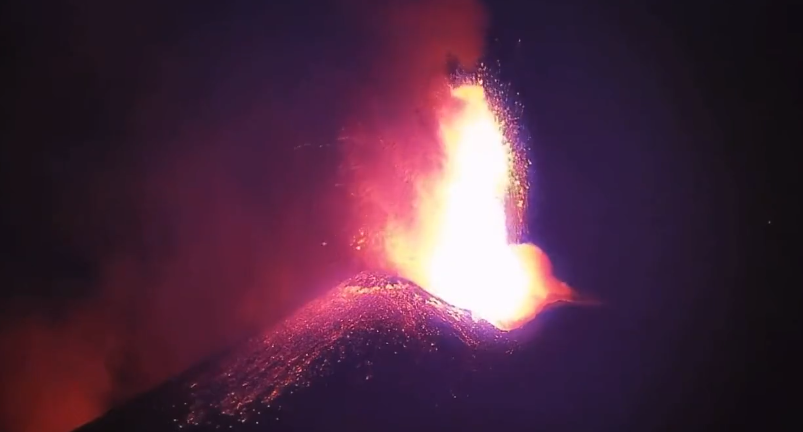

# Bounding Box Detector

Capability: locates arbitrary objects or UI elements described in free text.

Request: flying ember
[384,81,571,331]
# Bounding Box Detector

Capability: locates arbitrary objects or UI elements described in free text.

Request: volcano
[73,272,637,432]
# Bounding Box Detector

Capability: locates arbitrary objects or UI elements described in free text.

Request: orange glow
[383,83,570,330]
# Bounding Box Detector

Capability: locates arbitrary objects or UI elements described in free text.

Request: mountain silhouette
[76,272,635,432]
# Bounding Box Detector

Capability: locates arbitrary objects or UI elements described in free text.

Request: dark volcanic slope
[182,272,510,425]
[78,272,529,432]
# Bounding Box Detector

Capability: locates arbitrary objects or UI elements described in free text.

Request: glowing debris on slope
[183,272,510,426]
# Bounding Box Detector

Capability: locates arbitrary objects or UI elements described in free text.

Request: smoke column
[339,0,488,270]
[0,1,489,432]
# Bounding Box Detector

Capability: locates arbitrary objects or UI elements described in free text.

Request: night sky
[0,1,794,432]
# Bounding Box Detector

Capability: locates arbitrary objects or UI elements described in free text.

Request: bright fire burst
[384,81,571,331]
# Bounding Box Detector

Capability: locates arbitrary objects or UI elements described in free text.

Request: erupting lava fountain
[382,81,572,330]
[74,78,576,432]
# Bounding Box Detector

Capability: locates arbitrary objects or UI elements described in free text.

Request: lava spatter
[380,79,572,330]
[182,272,512,427]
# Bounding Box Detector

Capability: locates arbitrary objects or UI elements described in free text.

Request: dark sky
[0,1,794,432]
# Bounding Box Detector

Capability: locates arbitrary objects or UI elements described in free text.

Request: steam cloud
[0,1,487,431]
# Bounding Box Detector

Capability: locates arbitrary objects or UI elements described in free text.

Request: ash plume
[0,1,490,432]
[339,0,488,270]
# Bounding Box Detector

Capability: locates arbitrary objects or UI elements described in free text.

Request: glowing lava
[385,82,570,330]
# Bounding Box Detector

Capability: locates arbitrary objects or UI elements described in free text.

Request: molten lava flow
[385,83,570,331]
